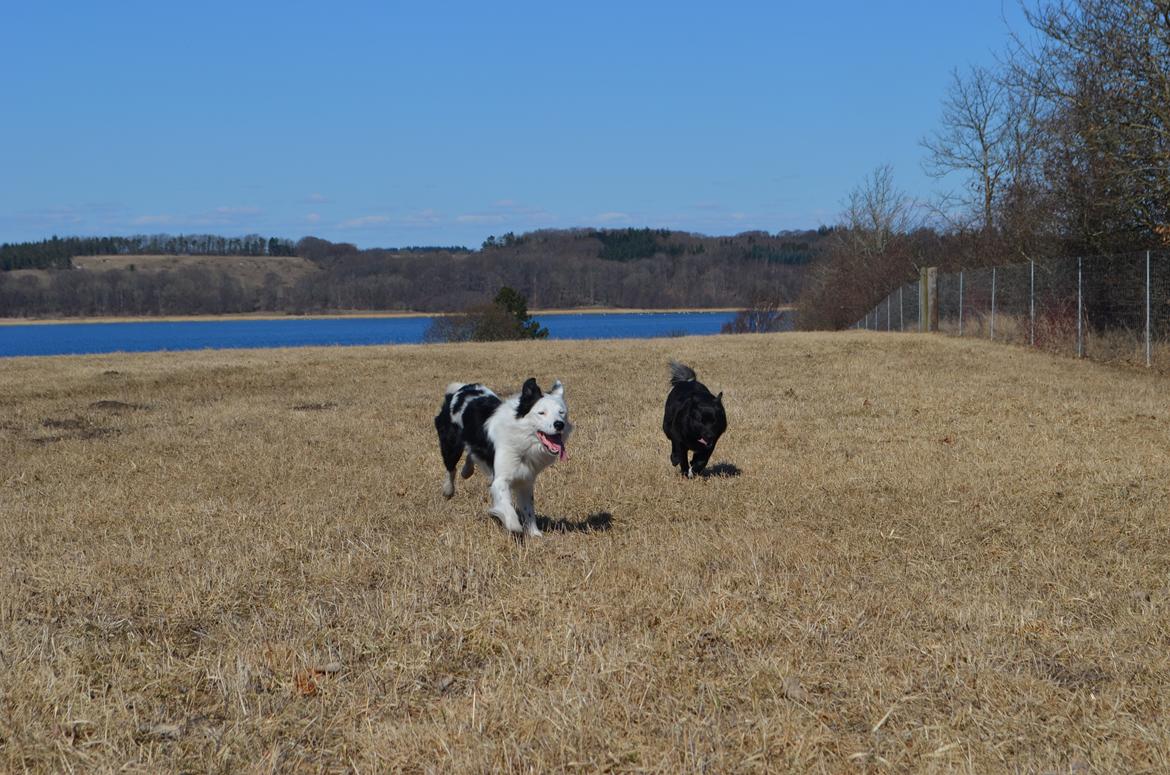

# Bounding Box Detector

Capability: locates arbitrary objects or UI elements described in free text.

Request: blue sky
[0,1,1027,248]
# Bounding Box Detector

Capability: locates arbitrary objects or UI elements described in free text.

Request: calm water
[0,311,752,357]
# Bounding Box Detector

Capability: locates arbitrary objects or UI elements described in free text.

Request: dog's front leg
[516,481,541,537]
[689,446,713,478]
[488,477,524,534]
[672,440,692,476]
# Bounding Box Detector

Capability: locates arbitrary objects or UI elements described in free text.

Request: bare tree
[922,64,1042,239]
[1014,0,1170,251]
[796,166,924,329]
[839,165,918,258]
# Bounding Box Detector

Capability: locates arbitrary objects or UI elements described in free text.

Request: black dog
[662,362,727,477]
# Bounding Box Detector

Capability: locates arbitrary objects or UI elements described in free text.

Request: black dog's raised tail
[669,361,696,385]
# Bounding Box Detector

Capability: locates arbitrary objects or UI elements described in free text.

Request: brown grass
[72,254,320,285]
[1,333,1168,773]
[939,312,1170,373]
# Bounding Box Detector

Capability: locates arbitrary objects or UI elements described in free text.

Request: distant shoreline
[0,307,766,326]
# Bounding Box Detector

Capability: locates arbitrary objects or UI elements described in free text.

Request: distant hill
[0,228,828,317]
[0,234,296,271]
[73,254,319,285]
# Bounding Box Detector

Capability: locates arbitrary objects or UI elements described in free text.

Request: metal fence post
[927,267,938,332]
[1077,256,1084,358]
[919,268,927,332]
[886,295,891,332]
[1146,250,1152,368]
[1029,259,1035,347]
[990,266,997,340]
[958,270,964,337]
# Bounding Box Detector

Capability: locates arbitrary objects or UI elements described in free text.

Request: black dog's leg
[435,411,463,498]
[670,438,687,470]
[689,446,714,478]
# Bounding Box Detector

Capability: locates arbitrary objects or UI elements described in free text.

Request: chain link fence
[855,251,1170,370]
[858,281,921,333]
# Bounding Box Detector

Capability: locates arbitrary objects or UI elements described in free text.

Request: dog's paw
[489,508,523,534]
[442,477,455,498]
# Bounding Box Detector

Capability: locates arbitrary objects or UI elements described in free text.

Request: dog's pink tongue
[558,442,568,461]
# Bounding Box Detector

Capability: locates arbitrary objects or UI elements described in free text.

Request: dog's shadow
[698,462,742,479]
[535,511,613,534]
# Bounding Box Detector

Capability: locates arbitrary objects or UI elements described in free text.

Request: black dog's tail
[669,361,696,385]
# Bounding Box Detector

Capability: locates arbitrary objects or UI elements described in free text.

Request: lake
[0,311,771,357]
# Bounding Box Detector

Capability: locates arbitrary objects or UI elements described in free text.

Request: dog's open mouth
[697,437,710,447]
[537,431,568,461]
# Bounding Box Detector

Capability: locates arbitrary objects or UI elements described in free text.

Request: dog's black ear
[516,377,542,417]
[717,391,723,402]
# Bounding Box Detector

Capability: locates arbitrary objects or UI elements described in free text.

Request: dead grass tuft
[1,332,1168,772]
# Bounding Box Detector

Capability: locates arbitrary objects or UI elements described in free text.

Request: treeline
[0,266,256,317]
[797,0,1170,329]
[0,228,824,317]
[484,227,821,265]
[283,229,819,313]
[0,234,297,271]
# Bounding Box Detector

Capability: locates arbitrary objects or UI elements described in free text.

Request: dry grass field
[1,332,1168,773]
[72,254,321,285]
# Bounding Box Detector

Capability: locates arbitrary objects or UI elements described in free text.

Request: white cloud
[595,211,631,223]
[212,206,262,217]
[304,193,330,204]
[338,215,391,229]
[126,206,265,228]
[131,214,176,226]
[304,212,322,224]
[401,209,442,226]
[456,213,506,224]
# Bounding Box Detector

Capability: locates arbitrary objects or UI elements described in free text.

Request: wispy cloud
[455,213,507,225]
[456,199,556,229]
[131,214,177,226]
[128,206,264,229]
[338,215,391,229]
[595,211,631,223]
[0,202,281,239]
[401,209,442,226]
[212,206,262,217]
[337,209,443,229]
[0,205,96,229]
[304,212,322,224]
[304,193,331,204]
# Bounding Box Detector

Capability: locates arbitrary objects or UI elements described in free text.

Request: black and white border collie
[434,377,571,537]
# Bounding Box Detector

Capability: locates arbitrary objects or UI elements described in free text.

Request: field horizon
[2,332,1168,772]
